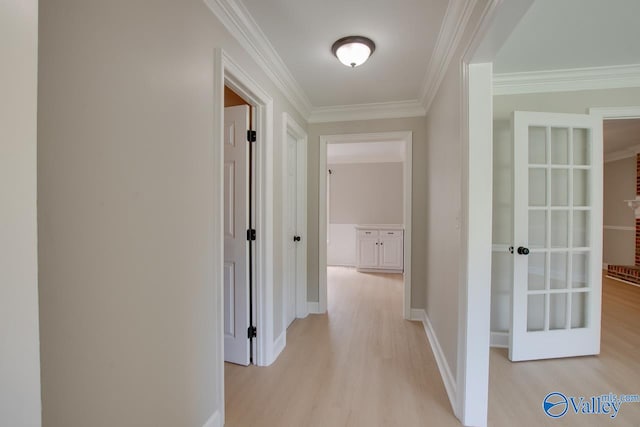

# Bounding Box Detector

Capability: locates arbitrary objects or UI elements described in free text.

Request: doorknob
[293,235,301,242]
[517,246,530,255]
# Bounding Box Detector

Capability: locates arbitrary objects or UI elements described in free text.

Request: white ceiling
[604,118,640,155]
[239,0,448,107]
[495,0,640,74]
[327,141,405,164]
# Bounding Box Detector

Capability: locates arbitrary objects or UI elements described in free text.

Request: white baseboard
[327,263,355,267]
[490,332,508,348]
[409,308,457,412]
[307,302,322,314]
[203,410,221,427]
[272,329,286,362]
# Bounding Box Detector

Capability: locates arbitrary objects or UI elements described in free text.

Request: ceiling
[239,0,448,107]
[495,0,640,73]
[327,141,405,164]
[604,118,640,155]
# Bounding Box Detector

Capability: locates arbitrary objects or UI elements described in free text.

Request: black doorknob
[517,246,530,255]
[293,235,301,242]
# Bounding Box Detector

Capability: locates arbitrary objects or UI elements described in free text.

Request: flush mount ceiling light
[331,36,376,68]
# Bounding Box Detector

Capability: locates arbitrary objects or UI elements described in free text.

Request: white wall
[37,1,306,426]
[491,88,640,334]
[307,117,428,308]
[0,1,41,426]
[604,156,636,266]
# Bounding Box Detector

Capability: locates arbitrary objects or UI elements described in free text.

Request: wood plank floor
[488,275,640,426]
[224,267,461,427]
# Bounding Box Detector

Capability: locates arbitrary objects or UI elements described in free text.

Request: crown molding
[308,100,426,124]
[204,0,312,119]
[419,0,479,113]
[605,144,640,163]
[493,64,640,96]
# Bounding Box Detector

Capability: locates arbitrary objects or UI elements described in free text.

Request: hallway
[224,267,461,426]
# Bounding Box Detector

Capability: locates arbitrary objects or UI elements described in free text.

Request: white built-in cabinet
[355,225,404,273]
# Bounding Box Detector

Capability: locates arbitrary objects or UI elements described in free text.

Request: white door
[357,230,379,268]
[285,132,297,328]
[510,111,603,362]
[379,231,403,270]
[224,105,251,366]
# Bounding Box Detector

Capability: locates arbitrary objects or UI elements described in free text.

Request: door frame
[282,113,308,326]
[318,131,413,319]
[213,47,275,421]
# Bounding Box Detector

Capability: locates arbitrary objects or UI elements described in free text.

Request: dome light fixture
[331,36,376,68]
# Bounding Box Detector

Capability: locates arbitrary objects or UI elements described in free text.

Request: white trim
[494,64,640,96]
[606,275,640,288]
[203,411,222,427]
[603,263,609,270]
[307,302,321,314]
[308,100,425,123]
[204,0,312,119]
[589,106,640,119]
[410,309,457,412]
[282,113,309,321]
[490,332,508,348]
[272,329,287,362]
[420,0,479,112]
[604,145,640,163]
[604,225,635,232]
[319,131,413,319]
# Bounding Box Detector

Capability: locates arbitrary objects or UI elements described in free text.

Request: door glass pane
[574,170,590,206]
[551,169,569,206]
[550,252,568,289]
[550,293,567,330]
[529,168,547,206]
[551,128,569,165]
[573,211,590,247]
[529,210,547,248]
[527,294,545,332]
[572,253,589,288]
[529,126,547,164]
[528,253,546,291]
[551,211,568,248]
[571,292,588,328]
[573,128,590,166]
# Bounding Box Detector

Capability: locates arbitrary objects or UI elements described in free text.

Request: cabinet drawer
[357,229,378,238]
[380,230,402,237]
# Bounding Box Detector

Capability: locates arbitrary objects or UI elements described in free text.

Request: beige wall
[604,156,636,265]
[0,1,41,426]
[37,1,305,426]
[308,117,428,307]
[329,162,403,224]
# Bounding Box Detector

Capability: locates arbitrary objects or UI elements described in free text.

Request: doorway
[318,131,413,318]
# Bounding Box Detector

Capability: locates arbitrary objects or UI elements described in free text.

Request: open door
[224,105,251,366]
[510,111,603,362]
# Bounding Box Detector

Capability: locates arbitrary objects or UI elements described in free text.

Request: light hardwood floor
[224,267,461,427]
[488,275,640,426]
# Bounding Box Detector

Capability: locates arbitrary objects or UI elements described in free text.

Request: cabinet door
[357,231,379,268]
[379,231,403,270]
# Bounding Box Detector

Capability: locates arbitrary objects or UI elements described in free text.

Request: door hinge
[247,325,257,339]
[247,130,256,142]
[247,228,256,241]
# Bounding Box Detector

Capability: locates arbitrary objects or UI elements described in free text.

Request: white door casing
[223,105,251,366]
[510,111,603,362]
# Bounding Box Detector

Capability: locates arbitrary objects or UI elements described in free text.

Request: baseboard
[410,308,457,412]
[607,275,640,288]
[490,332,508,348]
[327,263,355,268]
[272,329,286,362]
[307,302,321,314]
[203,410,221,427]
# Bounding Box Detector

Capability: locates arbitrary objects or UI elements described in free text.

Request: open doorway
[318,132,412,318]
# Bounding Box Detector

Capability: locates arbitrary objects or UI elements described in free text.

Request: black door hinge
[247,130,256,142]
[247,326,257,339]
[246,228,256,241]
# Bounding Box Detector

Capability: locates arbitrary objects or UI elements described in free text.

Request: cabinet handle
[387,232,394,234]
